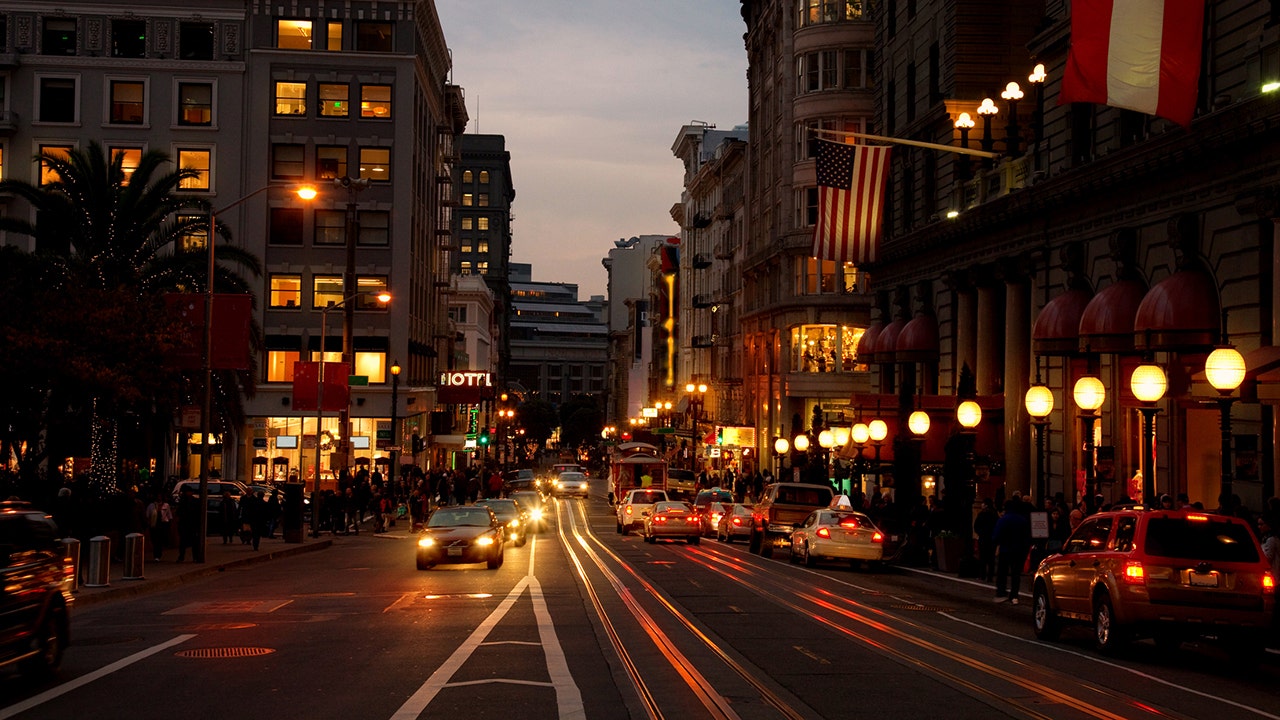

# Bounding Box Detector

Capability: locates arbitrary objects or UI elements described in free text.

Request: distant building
[603,235,672,424]
[507,264,608,404]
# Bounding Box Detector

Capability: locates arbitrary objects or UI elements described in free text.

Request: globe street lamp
[868,419,888,492]
[909,410,930,502]
[954,112,975,181]
[685,383,707,471]
[1073,376,1106,506]
[388,361,401,492]
[1130,363,1166,506]
[977,97,999,168]
[1001,81,1024,156]
[851,422,870,493]
[956,401,982,562]
[1024,383,1054,505]
[818,429,835,485]
[1204,346,1246,502]
[1028,64,1047,171]
[773,437,790,477]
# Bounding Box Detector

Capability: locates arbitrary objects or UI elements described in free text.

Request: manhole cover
[890,603,951,612]
[175,647,276,659]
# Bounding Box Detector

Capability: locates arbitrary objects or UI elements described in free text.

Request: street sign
[654,427,675,434]
[349,375,369,386]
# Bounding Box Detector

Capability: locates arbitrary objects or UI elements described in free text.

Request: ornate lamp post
[1130,363,1166,506]
[685,382,707,471]
[1073,376,1106,506]
[793,431,811,477]
[977,97,999,169]
[868,419,888,492]
[909,410,930,498]
[1000,81,1024,156]
[1027,64,1047,172]
[954,112,975,181]
[956,401,982,560]
[388,361,401,491]
[773,437,790,477]
[818,429,835,485]
[1024,383,1054,505]
[1204,347,1246,503]
[851,422,870,494]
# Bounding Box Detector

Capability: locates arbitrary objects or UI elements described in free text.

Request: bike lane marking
[0,634,196,720]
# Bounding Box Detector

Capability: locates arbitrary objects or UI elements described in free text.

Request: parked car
[788,508,885,568]
[510,491,548,533]
[616,488,669,535]
[715,503,753,542]
[642,501,701,544]
[475,498,528,547]
[171,480,248,535]
[691,488,734,535]
[1032,507,1276,661]
[415,506,505,570]
[0,502,72,678]
[552,471,590,498]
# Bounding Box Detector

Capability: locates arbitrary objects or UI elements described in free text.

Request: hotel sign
[437,371,494,404]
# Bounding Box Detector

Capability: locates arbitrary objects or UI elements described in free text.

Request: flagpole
[812,128,999,159]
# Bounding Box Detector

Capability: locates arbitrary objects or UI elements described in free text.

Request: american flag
[812,140,891,265]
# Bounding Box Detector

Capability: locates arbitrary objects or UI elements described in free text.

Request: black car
[0,502,71,677]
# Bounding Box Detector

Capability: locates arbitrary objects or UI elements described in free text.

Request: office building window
[318,83,349,117]
[479,170,490,184]
[358,211,389,246]
[274,82,306,116]
[179,22,214,60]
[477,240,489,254]
[178,82,213,126]
[462,170,473,183]
[313,275,343,308]
[355,277,389,308]
[265,350,300,383]
[316,146,347,180]
[477,261,489,274]
[324,21,343,51]
[358,147,390,182]
[459,261,472,275]
[39,145,73,186]
[110,81,145,124]
[477,217,490,231]
[177,148,211,190]
[42,19,77,56]
[38,77,77,123]
[462,193,473,207]
[271,144,306,179]
[354,22,393,52]
[277,19,312,50]
[270,208,304,245]
[360,84,391,118]
[111,19,146,58]
[177,215,207,252]
[315,210,344,245]
[109,147,142,184]
[478,194,489,207]
[460,241,473,253]
[270,275,303,308]
[460,217,473,231]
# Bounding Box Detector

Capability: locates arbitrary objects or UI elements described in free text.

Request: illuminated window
[0,146,5,181]
[794,256,838,295]
[313,275,343,308]
[462,193,473,207]
[270,274,303,308]
[109,147,142,184]
[316,146,347,179]
[360,84,391,118]
[479,170,490,184]
[177,214,207,252]
[460,217,473,230]
[274,81,306,116]
[353,352,388,384]
[178,82,213,125]
[460,241,472,253]
[324,21,343,51]
[477,240,489,253]
[318,83,349,117]
[460,261,472,275]
[358,147,390,182]
[277,19,313,50]
[355,276,389,309]
[477,261,489,274]
[269,208,303,245]
[477,217,490,231]
[358,210,389,246]
[791,324,839,373]
[478,193,489,207]
[39,145,73,185]
[109,80,145,123]
[842,263,859,294]
[266,350,300,382]
[271,144,305,179]
[462,170,473,183]
[177,148,210,190]
[315,210,344,245]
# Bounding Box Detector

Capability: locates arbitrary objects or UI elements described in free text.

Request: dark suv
[0,502,72,677]
[1032,507,1276,660]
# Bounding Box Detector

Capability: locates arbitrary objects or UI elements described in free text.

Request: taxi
[788,495,884,568]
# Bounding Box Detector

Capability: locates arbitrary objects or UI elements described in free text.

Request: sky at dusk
[435,0,749,300]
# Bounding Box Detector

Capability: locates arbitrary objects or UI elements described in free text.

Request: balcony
[0,110,16,134]
[691,213,712,229]
[692,253,712,269]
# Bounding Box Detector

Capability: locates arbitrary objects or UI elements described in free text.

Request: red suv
[1032,507,1275,660]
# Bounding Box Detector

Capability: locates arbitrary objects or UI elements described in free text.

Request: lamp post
[909,410,930,499]
[388,361,401,493]
[1204,346,1246,503]
[868,419,888,493]
[198,183,315,562]
[851,422,870,494]
[818,429,835,486]
[977,97,999,169]
[832,425,851,494]
[773,437,789,477]
[793,431,810,481]
[335,175,370,480]
[685,383,707,471]
[312,290,390,536]
[954,112,975,181]
[1028,64,1047,172]
[1000,81,1024,156]
[1073,376,1106,507]
[1129,364,1166,506]
[956,400,982,551]
[1024,383,1054,506]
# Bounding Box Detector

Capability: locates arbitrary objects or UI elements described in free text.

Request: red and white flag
[812,140,891,266]
[1060,0,1205,127]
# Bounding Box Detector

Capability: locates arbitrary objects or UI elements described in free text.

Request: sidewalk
[68,526,401,608]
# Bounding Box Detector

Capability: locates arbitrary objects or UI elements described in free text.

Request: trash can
[84,535,110,588]
[282,482,304,543]
[122,532,145,580]
[61,538,80,593]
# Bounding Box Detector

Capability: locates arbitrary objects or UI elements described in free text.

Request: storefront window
[791,324,838,372]
[841,325,867,371]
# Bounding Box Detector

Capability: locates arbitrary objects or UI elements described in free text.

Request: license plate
[1188,572,1219,587]
[447,547,463,557]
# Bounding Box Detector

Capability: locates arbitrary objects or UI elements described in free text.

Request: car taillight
[1122,562,1146,585]
[839,519,859,529]
[731,517,743,526]
[872,531,883,543]
[654,515,667,524]
[816,527,831,539]
[1264,572,1275,595]
[687,516,699,524]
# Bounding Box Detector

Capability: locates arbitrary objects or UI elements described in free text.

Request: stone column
[1002,260,1032,500]
[950,274,977,390]
[975,276,1004,395]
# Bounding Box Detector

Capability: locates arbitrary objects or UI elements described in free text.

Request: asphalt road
[3,477,1278,719]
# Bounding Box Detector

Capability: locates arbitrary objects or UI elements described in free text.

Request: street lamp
[1073,376,1106,506]
[1001,81,1024,156]
[1024,383,1053,506]
[685,383,707,470]
[1027,64,1047,171]
[909,410,930,500]
[773,437,790,477]
[335,176,371,478]
[1204,346,1246,503]
[868,419,888,492]
[198,183,315,562]
[954,112,975,181]
[312,290,390,536]
[1129,363,1165,506]
[388,361,401,493]
[977,97,999,169]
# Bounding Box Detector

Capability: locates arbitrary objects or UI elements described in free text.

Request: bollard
[84,535,110,587]
[61,537,80,593]
[122,532,145,580]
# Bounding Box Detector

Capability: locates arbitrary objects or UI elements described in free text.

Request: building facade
[602,235,670,426]
[507,263,608,405]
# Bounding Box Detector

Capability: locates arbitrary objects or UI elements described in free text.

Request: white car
[789,508,885,568]
[552,471,590,497]
[616,488,669,535]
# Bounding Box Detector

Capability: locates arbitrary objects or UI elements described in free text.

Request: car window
[1144,516,1261,562]
[776,486,833,505]
[1064,517,1113,553]
[630,491,665,503]
[428,509,490,527]
[1112,515,1138,552]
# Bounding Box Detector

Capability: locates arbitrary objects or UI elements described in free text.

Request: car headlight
[530,509,543,521]
[508,519,520,528]
[476,536,495,546]
[418,537,436,548]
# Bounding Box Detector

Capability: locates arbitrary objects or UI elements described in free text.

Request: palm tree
[0,142,263,496]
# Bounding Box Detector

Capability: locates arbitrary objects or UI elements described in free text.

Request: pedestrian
[992,498,1032,604]
[145,493,173,561]
[265,491,281,538]
[176,486,200,562]
[240,490,265,550]
[972,497,998,583]
[220,490,239,545]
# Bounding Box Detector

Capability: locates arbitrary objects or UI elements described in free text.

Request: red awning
[896,314,939,363]
[1032,288,1092,355]
[1134,269,1220,351]
[1079,279,1146,354]
[873,319,907,364]
[856,321,882,360]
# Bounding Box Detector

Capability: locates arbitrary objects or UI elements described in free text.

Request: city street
[3,478,1278,720]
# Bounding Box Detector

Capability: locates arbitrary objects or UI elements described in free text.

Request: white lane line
[444,678,555,688]
[530,575,586,720]
[383,592,417,614]
[0,634,197,720]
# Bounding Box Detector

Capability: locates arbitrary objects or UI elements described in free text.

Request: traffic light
[478,430,490,446]
[411,434,424,454]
